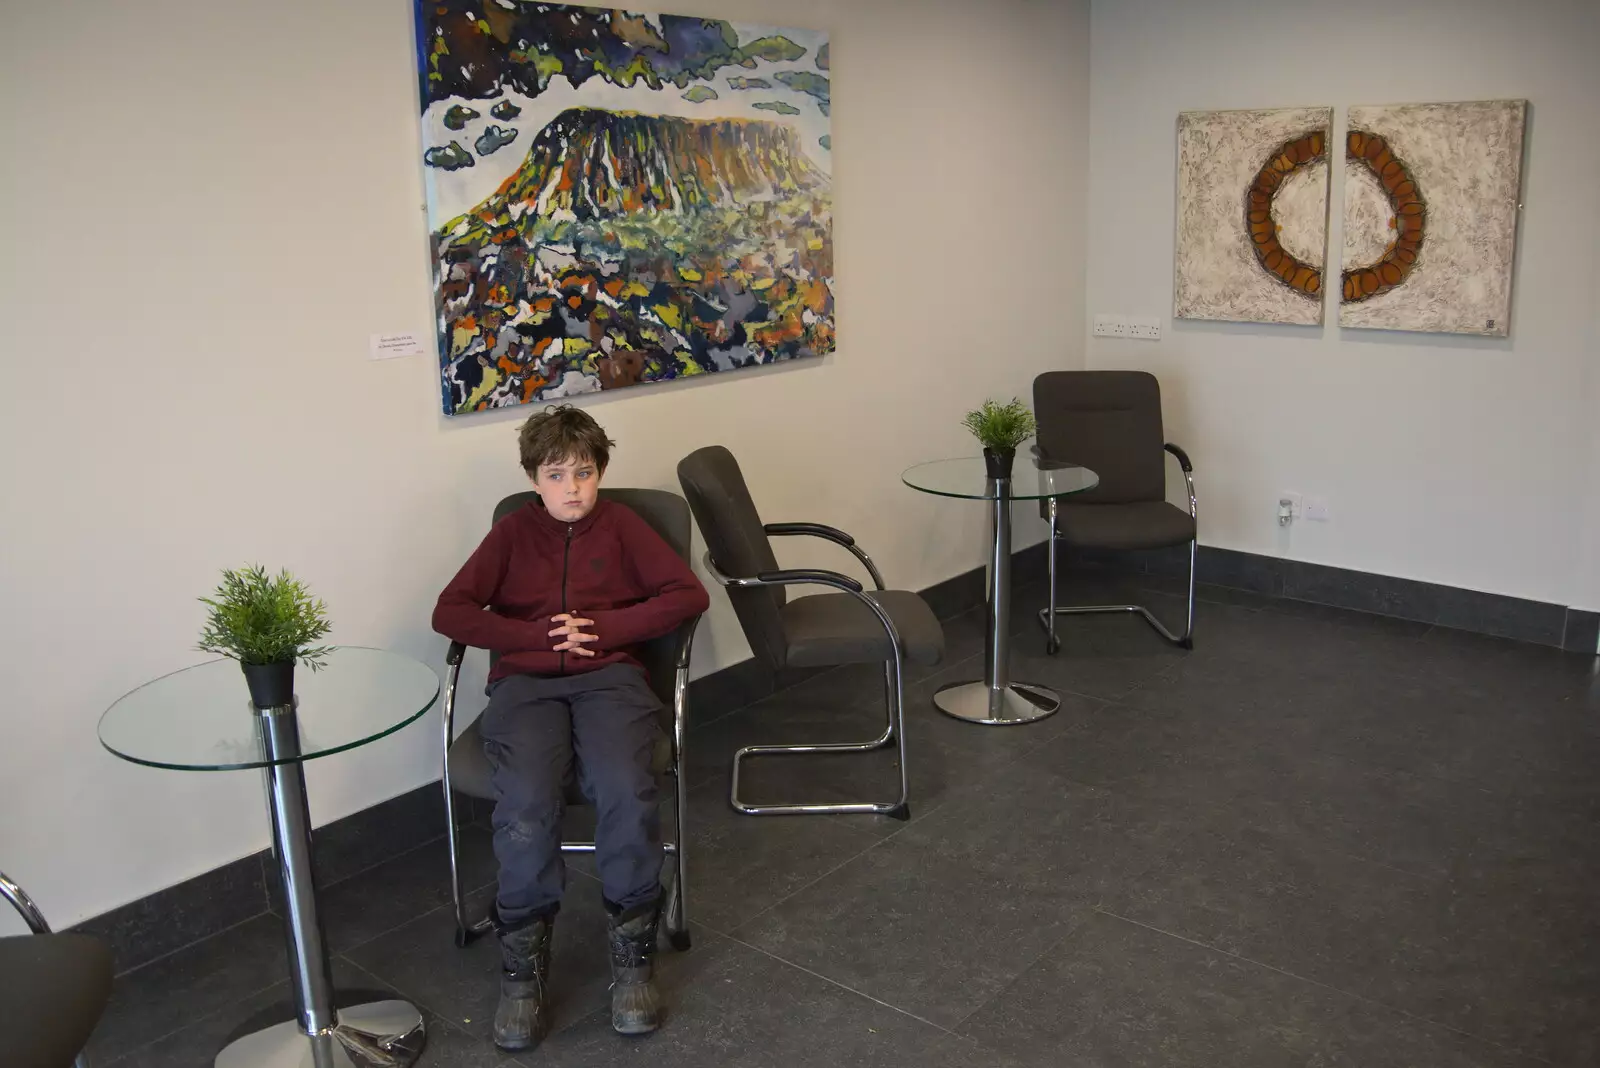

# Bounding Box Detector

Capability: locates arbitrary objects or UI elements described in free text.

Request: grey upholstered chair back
[676,445,789,670]
[491,487,692,704]
[1034,371,1167,504]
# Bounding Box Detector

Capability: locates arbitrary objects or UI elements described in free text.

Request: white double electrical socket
[1279,492,1331,524]
[1093,315,1163,341]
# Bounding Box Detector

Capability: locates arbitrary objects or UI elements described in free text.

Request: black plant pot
[982,447,1016,480]
[242,660,295,709]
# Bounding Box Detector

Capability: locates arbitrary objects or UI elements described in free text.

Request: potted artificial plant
[962,397,1038,480]
[197,565,332,709]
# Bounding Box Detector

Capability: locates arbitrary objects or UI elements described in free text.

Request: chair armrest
[667,615,700,762]
[764,522,854,547]
[755,568,865,594]
[445,640,467,666]
[703,554,903,663]
[1164,443,1197,519]
[703,553,865,595]
[762,522,886,590]
[671,615,700,671]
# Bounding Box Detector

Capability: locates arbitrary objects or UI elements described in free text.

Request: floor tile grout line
[104,911,283,983]
[938,905,1106,1039]
[334,871,502,957]
[718,929,961,1037]
[1091,908,1556,1065]
[96,954,300,1066]
[333,937,477,1037]
[700,823,901,935]
[1079,685,1560,881]
[304,828,455,901]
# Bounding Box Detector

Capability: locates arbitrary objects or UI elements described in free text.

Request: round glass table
[903,456,1098,725]
[98,647,439,1068]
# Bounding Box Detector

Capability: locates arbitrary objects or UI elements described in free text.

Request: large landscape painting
[415,2,833,415]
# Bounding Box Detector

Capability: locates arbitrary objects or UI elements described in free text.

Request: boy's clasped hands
[549,613,599,656]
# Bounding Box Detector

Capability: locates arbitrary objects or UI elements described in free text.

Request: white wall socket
[1093,315,1163,340]
[1305,496,1330,522]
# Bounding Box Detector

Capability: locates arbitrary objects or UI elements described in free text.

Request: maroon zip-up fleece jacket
[432,498,710,683]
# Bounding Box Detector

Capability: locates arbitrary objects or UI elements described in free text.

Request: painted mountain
[414,3,833,415]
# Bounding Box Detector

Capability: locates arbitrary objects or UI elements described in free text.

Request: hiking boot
[492,906,553,1051]
[606,900,661,1035]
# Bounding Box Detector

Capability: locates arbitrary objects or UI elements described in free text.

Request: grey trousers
[479,663,663,923]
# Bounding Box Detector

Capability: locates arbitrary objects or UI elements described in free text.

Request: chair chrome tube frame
[441,621,699,951]
[1,870,51,934]
[703,550,912,821]
[1040,446,1197,652]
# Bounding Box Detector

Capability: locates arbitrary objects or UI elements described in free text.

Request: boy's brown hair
[518,404,616,475]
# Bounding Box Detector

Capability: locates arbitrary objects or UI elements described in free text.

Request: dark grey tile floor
[93,571,1600,1067]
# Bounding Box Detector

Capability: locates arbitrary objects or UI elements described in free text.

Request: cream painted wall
[1578,250,1600,617]
[1086,0,1600,608]
[0,0,1089,926]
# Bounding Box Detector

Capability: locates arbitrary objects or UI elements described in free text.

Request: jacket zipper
[559,523,573,674]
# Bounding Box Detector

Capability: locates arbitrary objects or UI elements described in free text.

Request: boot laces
[609,926,649,970]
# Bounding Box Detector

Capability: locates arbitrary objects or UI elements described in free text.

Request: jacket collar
[526,496,605,536]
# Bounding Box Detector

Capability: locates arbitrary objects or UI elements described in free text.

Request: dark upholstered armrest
[755,568,865,594]
[445,641,467,666]
[764,522,856,547]
[1163,443,1193,472]
[762,522,886,591]
[704,552,867,596]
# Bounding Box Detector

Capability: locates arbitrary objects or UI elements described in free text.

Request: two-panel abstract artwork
[415,2,832,416]
[1175,100,1527,336]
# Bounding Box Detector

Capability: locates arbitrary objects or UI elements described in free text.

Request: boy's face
[531,454,602,523]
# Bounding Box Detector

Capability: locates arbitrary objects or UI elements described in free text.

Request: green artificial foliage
[962,398,1037,452]
[197,566,333,669]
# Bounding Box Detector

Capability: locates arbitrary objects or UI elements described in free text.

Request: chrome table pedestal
[901,456,1099,726]
[931,469,1061,725]
[217,701,426,1068]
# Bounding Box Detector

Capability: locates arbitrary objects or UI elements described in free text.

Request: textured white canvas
[1174,107,1332,325]
[1340,100,1527,336]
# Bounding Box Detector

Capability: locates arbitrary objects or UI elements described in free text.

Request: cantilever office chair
[439,488,700,951]
[677,445,944,820]
[1033,371,1197,652]
[0,871,113,1068]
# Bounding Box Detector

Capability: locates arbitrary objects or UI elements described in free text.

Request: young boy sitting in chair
[432,405,709,1051]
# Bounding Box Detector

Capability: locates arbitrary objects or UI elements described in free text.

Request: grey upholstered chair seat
[0,934,112,1068]
[781,590,944,668]
[1056,500,1196,551]
[447,715,673,804]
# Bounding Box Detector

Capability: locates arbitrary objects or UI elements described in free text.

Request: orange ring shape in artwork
[1341,130,1426,304]
[1245,130,1326,300]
